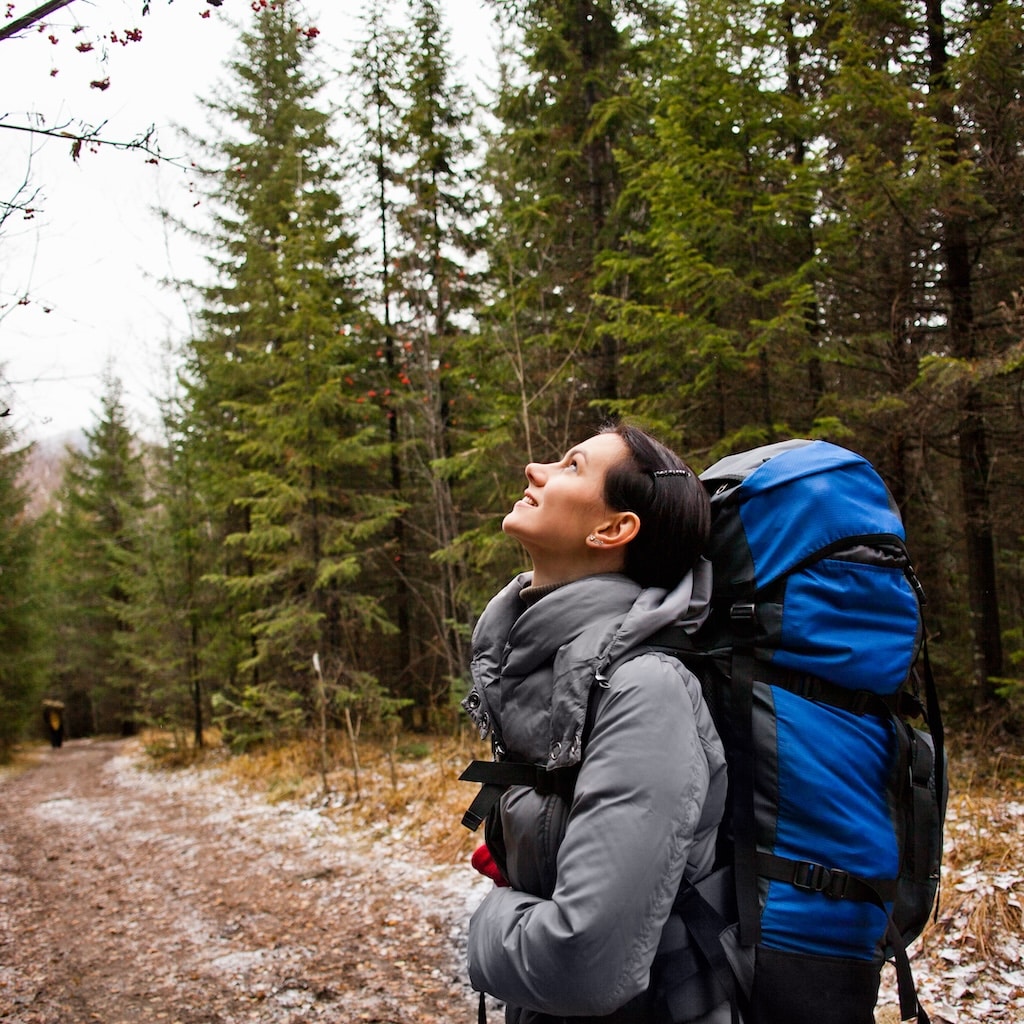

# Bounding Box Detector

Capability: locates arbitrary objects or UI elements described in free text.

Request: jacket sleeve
[466,653,715,1016]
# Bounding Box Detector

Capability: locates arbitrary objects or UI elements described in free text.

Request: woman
[462,423,728,1024]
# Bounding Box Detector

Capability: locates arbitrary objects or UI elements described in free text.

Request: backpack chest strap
[458,758,581,831]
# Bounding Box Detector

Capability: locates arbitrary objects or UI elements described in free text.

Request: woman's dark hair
[600,422,711,590]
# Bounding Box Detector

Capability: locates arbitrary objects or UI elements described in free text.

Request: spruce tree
[111,403,212,750]
[350,0,484,711]
[600,0,1024,710]
[599,0,828,456]
[51,376,147,736]
[0,423,50,759]
[394,0,484,705]
[479,0,673,459]
[179,0,398,745]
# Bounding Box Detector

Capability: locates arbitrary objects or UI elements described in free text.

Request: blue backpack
[653,439,946,1024]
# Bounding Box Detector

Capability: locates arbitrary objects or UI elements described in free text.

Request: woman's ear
[590,511,640,550]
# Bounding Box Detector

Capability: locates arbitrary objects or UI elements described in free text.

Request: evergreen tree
[601,1,828,456]
[748,0,1024,705]
[393,0,484,707]
[601,0,1024,708]
[113,405,212,750]
[349,1,416,701]
[179,0,399,746]
[917,0,1023,704]
[0,423,50,759]
[51,376,147,736]
[478,0,674,460]
[351,0,484,712]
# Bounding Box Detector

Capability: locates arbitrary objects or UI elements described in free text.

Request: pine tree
[479,0,674,460]
[179,0,399,746]
[349,2,416,701]
[51,376,147,736]
[393,0,485,707]
[350,0,484,712]
[110,403,213,751]
[599,0,830,457]
[0,422,50,759]
[756,0,1024,705]
[599,0,1024,709]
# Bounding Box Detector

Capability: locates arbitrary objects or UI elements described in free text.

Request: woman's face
[502,432,631,586]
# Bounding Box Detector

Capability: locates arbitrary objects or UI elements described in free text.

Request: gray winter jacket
[462,567,728,1024]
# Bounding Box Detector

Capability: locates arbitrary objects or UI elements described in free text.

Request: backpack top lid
[701,439,907,593]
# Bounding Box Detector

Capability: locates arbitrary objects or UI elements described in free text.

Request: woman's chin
[502,509,526,536]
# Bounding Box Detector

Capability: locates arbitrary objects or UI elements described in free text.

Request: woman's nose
[525,462,546,485]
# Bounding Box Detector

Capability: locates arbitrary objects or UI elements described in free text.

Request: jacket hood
[595,557,712,676]
[463,560,712,769]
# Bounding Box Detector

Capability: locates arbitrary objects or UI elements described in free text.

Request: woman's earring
[588,534,604,546]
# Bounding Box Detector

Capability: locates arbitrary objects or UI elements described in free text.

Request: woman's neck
[519,580,568,605]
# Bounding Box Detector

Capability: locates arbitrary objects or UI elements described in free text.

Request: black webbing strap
[729,647,761,947]
[904,723,936,885]
[460,782,504,832]
[920,637,946,821]
[458,759,580,831]
[754,663,900,719]
[885,912,930,1024]
[667,882,746,1024]
[756,852,898,905]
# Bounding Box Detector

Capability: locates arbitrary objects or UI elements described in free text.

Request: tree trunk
[927,0,1003,702]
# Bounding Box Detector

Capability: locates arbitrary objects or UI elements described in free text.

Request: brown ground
[0,739,485,1024]
[3,737,1021,1024]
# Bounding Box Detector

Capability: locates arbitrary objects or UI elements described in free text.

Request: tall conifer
[480,0,672,459]
[51,376,147,735]
[0,424,49,758]
[350,0,484,712]
[180,0,398,741]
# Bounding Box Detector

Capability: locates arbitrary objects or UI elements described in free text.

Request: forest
[2,0,1023,759]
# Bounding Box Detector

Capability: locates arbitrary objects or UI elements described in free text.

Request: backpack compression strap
[753,851,926,1024]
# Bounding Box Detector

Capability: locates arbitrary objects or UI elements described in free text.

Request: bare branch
[0,0,79,44]
[0,117,190,168]
[0,140,40,233]
[1,0,227,42]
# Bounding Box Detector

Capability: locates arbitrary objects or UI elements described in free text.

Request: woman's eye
[564,459,578,472]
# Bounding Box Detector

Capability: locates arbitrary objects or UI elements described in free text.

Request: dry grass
[920,730,1024,961]
[0,743,47,781]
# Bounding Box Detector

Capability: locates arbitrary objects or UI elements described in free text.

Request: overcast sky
[0,0,496,443]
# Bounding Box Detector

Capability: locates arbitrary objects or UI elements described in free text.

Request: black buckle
[791,861,851,899]
[730,602,757,625]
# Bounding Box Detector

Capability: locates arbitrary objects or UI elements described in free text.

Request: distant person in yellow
[42,700,65,748]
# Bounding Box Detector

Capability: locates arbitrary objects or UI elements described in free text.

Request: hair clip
[651,469,691,478]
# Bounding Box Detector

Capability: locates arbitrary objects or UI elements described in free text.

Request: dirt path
[0,740,485,1024]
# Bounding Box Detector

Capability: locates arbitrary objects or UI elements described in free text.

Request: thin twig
[0,118,189,168]
[0,0,79,44]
